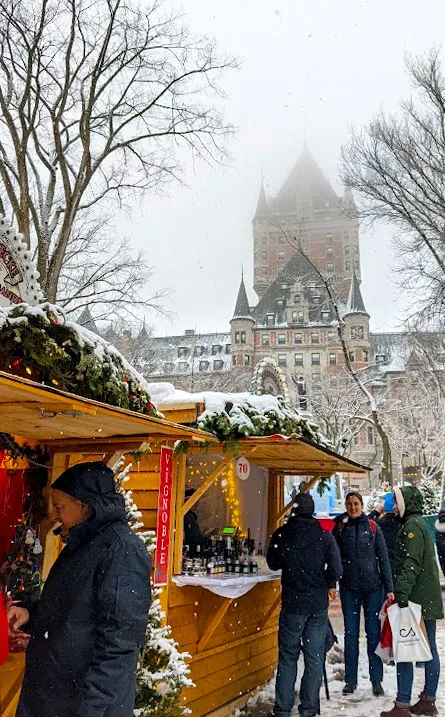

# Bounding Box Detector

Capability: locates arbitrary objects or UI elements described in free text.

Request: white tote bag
[387,601,432,663]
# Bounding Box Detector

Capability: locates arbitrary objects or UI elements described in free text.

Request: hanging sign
[235,456,250,481]
[0,217,43,308]
[154,446,174,586]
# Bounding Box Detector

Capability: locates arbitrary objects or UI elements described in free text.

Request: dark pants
[273,608,327,717]
[396,619,440,703]
[340,586,384,685]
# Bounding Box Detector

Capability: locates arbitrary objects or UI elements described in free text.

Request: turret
[230,273,255,368]
[343,272,370,366]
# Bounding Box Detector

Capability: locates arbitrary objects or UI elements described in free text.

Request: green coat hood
[394,485,423,519]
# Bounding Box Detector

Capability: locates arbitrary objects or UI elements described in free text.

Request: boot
[410,692,438,716]
[373,682,385,697]
[381,702,411,717]
[342,683,356,695]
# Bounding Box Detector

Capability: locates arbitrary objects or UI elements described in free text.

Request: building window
[363,348,369,362]
[367,427,374,445]
[294,294,301,304]
[375,353,387,365]
[164,362,174,372]
[311,332,319,344]
[277,333,286,345]
[232,355,237,366]
[327,331,336,342]
[262,251,267,259]
[351,326,364,340]
[213,359,224,371]
[262,334,270,345]
[326,262,334,273]
[244,354,250,366]
[262,237,267,245]
[312,373,321,383]
[278,250,285,260]
[345,245,350,255]
[199,360,209,371]
[261,266,267,275]
[235,331,240,344]
[326,233,333,242]
[178,346,188,358]
[296,311,304,324]
[312,295,320,305]
[291,310,298,322]
[266,314,275,326]
[294,353,304,366]
[329,375,338,387]
[326,246,333,257]
[211,344,220,355]
[240,331,246,344]
[345,260,351,271]
[329,352,337,365]
[311,352,321,366]
[321,310,330,322]
[294,333,302,344]
[349,350,355,363]
[278,265,284,273]
[225,344,231,354]
[178,361,188,371]
[278,353,287,367]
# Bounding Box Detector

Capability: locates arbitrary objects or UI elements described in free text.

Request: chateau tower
[252,146,360,302]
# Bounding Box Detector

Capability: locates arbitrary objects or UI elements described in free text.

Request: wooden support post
[259,593,281,630]
[173,452,187,578]
[197,597,233,653]
[179,455,231,519]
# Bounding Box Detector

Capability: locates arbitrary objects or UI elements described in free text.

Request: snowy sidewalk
[233,605,445,717]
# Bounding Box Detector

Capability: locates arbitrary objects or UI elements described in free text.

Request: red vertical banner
[153,446,174,586]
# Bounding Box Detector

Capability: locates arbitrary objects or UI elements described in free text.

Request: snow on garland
[114,460,193,717]
[249,357,289,402]
[148,383,328,446]
[0,302,161,417]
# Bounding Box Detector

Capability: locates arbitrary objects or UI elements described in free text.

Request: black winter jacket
[368,510,401,569]
[436,505,445,580]
[266,514,342,614]
[17,468,151,717]
[333,512,393,595]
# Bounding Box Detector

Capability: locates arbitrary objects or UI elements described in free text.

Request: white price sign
[235,456,250,481]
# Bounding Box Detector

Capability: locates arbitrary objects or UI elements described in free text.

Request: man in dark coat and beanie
[267,492,342,717]
[7,461,151,717]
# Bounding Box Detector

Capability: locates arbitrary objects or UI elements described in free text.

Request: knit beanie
[292,493,315,516]
[383,492,396,513]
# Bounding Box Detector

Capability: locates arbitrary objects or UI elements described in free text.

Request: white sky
[121,0,442,337]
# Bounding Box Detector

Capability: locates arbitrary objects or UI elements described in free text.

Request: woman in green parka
[381,486,443,717]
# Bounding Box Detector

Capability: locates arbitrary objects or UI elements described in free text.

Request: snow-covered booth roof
[150,382,368,477]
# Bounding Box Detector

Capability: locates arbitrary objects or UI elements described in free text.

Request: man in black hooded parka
[7,461,151,717]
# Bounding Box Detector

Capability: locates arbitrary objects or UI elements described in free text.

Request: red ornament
[11,359,20,368]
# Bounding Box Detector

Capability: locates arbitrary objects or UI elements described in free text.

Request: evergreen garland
[418,472,441,515]
[197,395,325,445]
[0,303,160,417]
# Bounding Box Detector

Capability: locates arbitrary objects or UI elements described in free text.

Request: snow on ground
[233,602,445,717]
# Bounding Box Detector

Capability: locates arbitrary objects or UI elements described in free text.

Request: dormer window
[178,361,188,371]
[266,314,275,326]
[294,294,301,304]
[199,360,209,371]
[375,353,387,365]
[178,346,188,358]
[194,346,205,357]
[213,359,224,371]
[211,344,221,355]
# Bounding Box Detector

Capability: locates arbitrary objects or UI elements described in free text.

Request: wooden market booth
[0,376,368,717]
[156,400,369,717]
[0,370,215,717]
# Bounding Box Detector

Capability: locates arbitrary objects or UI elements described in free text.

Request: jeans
[397,619,440,703]
[273,608,327,717]
[340,586,384,685]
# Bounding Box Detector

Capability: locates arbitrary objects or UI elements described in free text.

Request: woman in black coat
[436,503,445,579]
[8,462,151,717]
[333,491,394,698]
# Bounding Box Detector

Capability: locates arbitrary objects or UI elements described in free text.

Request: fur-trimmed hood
[393,485,423,520]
